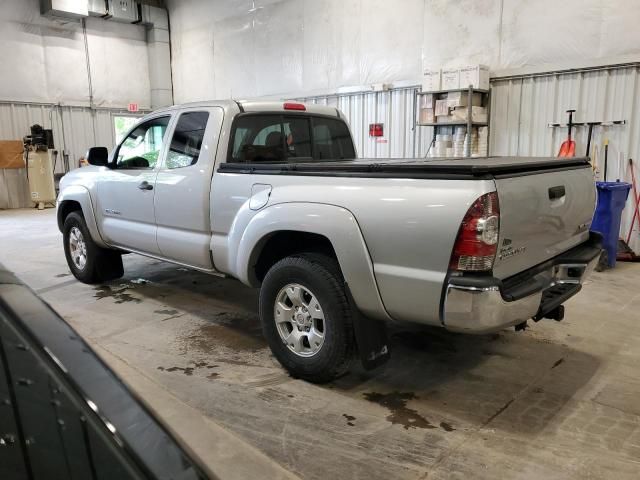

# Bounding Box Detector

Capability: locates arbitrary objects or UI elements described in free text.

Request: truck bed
[218,156,591,179]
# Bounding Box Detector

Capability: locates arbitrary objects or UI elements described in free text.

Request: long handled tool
[603,138,609,181]
[626,159,640,244]
[620,189,640,262]
[558,109,576,157]
[585,122,596,158]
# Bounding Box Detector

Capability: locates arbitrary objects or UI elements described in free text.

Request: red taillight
[283,102,306,111]
[449,192,500,271]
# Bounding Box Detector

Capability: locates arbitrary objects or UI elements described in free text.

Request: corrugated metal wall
[299,64,640,251]
[490,66,640,251]
[0,102,146,171]
[0,102,145,208]
[298,88,432,160]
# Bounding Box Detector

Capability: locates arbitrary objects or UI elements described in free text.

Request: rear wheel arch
[233,203,390,323]
[251,231,339,285]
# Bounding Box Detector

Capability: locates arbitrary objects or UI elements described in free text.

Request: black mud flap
[345,283,390,370]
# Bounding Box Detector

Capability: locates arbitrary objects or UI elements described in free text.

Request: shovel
[558,109,576,157]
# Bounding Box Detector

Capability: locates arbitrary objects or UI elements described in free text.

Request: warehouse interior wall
[0,0,170,207]
[0,0,151,108]
[166,0,640,102]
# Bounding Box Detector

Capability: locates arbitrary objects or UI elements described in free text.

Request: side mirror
[86,147,109,166]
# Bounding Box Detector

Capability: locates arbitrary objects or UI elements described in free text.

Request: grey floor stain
[363,391,436,430]
[343,414,356,426]
[155,309,179,315]
[439,421,455,432]
[185,315,266,353]
[94,285,141,304]
[157,361,216,377]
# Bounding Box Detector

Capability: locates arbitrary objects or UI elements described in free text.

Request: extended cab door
[154,107,224,269]
[96,115,171,255]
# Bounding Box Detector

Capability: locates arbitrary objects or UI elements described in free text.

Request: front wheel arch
[57,200,82,232]
[57,187,108,248]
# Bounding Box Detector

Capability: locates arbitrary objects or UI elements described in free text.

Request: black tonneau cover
[218,156,591,179]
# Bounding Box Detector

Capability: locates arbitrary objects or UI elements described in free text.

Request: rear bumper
[442,233,602,334]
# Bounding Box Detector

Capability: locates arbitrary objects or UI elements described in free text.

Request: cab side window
[166,112,210,169]
[116,116,170,169]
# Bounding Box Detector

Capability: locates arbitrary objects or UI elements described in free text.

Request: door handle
[548,185,565,200]
[138,181,153,191]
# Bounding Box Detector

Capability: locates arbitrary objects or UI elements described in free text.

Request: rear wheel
[63,212,124,284]
[259,254,355,383]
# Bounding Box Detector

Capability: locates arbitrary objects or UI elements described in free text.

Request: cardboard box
[435,99,450,116]
[419,93,434,109]
[459,64,490,90]
[436,115,456,124]
[442,68,460,90]
[419,108,435,124]
[421,69,441,92]
[447,91,483,107]
[0,140,25,169]
[452,106,488,123]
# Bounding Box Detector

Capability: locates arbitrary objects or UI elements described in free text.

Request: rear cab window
[229,113,355,163]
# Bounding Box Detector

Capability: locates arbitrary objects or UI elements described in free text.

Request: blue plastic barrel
[590,181,632,267]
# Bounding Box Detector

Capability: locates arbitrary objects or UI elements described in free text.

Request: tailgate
[492,164,596,279]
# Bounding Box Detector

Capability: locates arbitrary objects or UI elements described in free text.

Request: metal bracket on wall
[547,120,626,128]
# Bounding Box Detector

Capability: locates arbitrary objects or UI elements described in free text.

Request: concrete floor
[2,208,640,479]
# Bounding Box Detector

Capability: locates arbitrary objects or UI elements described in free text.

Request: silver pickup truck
[57,100,601,382]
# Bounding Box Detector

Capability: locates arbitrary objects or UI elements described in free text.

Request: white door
[154,107,224,269]
[96,115,172,255]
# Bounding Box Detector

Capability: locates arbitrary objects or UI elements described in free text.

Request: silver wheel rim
[69,227,87,270]
[274,283,325,357]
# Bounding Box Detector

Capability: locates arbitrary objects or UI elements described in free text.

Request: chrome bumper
[442,249,600,334]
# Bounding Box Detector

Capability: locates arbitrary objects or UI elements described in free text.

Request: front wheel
[259,254,355,383]
[63,212,124,284]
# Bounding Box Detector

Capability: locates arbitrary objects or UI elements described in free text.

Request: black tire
[259,253,355,383]
[63,211,124,284]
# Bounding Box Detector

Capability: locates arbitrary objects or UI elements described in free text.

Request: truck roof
[151,100,340,117]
